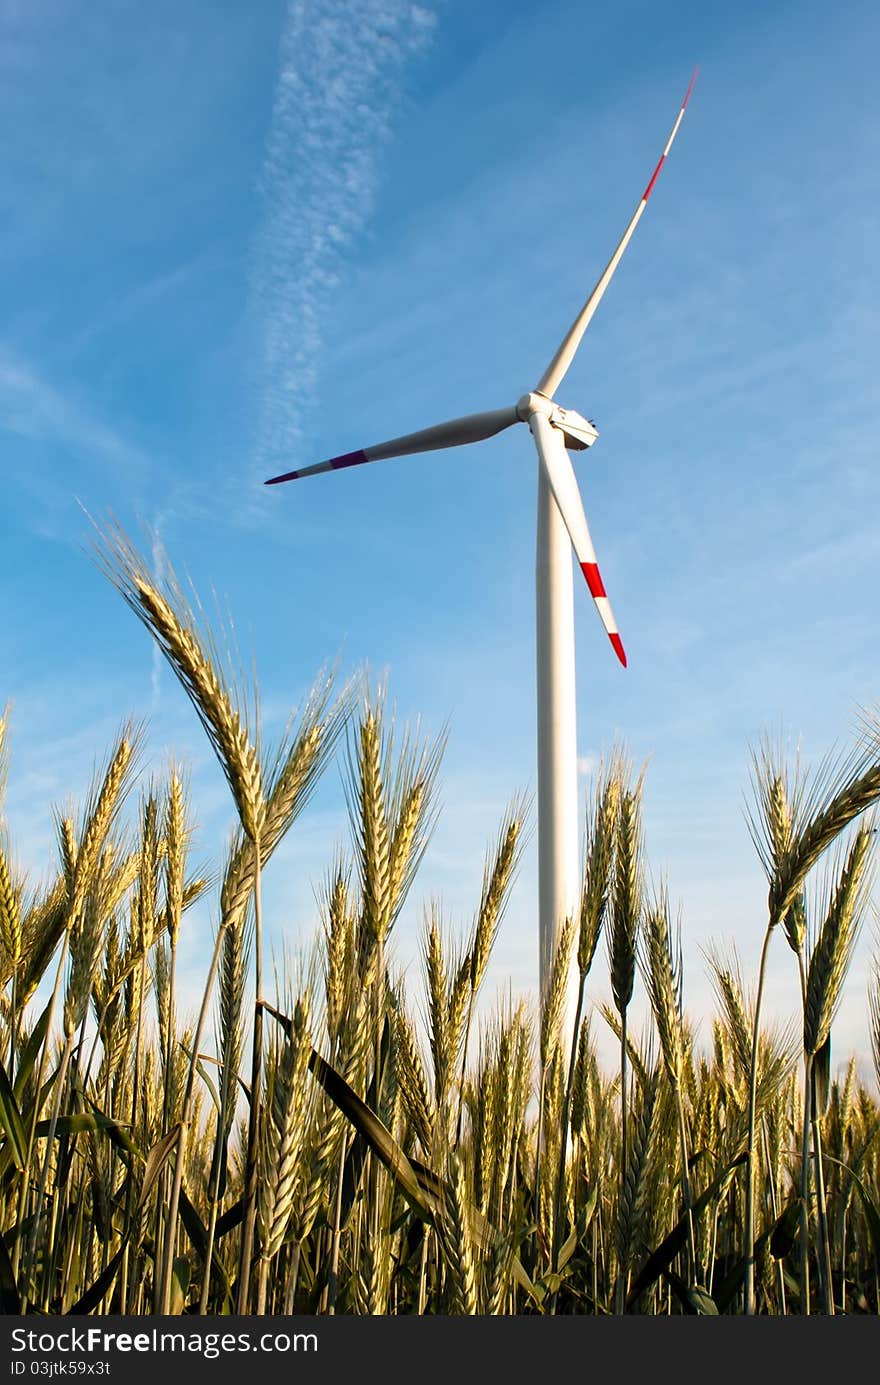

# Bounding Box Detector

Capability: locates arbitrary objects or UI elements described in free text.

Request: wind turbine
[266,72,697,995]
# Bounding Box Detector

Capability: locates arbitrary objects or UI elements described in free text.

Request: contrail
[251,0,436,476]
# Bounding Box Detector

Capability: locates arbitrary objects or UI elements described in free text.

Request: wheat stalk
[258,997,312,1276]
[425,912,450,1110]
[642,895,684,1088]
[164,769,186,948]
[394,1008,434,1154]
[616,1067,659,1290]
[0,838,22,970]
[442,1152,477,1314]
[779,764,880,923]
[610,785,643,1016]
[540,913,574,1071]
[92,520,265,841]
[355,710,391,948]
[705,944,752,1083]
[804,827,873,1057]
[579,765,620,976]
[69,726,140,929]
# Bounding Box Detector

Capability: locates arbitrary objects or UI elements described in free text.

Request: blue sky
[2,0,879,1073]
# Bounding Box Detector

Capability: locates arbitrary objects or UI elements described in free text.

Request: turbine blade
[265,405,520,484]
[530,411,626,666]
[537,67,697,399]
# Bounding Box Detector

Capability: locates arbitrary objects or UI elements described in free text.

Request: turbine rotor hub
[517,393,599,451]
[516,391,552,420]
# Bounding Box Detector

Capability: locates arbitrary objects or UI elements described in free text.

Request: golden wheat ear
[91,516,265,843]
[804,825,874,1057]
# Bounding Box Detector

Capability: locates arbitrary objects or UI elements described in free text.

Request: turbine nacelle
[547,406,598,452]
[520,395,600,452]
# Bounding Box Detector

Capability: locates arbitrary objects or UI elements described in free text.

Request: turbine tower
[266,72,696,997]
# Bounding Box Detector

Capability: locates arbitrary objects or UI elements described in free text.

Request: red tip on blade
[331,449,369,470]
[609,633,627,668]
[642,153,666,203]
[265,469,300,485]
[580,562,607,599]
[682,66,699,110]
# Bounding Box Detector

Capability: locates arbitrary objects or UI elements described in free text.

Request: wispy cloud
[250,0,436,479]
[0,347,147,478]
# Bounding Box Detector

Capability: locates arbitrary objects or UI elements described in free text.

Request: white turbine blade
[265,406,520,484]
[537,68,697,400]
[530,411,626,666]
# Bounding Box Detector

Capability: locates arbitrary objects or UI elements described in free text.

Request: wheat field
[0,524,878,1316]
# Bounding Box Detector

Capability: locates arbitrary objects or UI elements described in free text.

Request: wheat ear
[804,826,873,1056]
[92,520,265,841]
